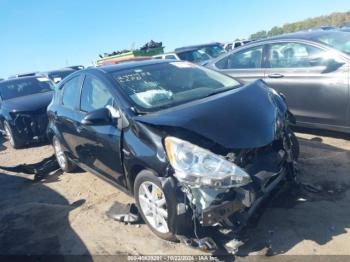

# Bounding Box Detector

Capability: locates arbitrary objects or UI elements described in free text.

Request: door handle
[268,73,284,79]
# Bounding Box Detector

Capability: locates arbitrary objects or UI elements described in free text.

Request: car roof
[174,42,222,53]
[95,59,171,73]
[249,29,349,45]
[41,68,76,74]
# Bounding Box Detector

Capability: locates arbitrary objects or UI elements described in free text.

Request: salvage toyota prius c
[47,60,299,247]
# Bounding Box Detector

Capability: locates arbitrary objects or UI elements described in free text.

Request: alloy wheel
[53,138,67,170]
[4,125,15,147]
[138,181,169,234]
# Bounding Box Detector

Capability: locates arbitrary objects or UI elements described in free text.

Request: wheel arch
[127,165,159,194]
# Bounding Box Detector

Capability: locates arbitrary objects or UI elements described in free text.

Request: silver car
[206,30,350,134]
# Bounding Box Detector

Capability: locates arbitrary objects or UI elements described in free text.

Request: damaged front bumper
[162,130,297,250]
[11,112,48,142]
[201,166,289,227]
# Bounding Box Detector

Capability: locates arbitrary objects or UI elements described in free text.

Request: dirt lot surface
[0,130,350,258]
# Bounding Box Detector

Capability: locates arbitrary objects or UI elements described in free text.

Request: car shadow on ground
[0,172,92,259]
[0,134,49,151]
[233,133,350,257]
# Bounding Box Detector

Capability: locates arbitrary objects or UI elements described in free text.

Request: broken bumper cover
[201,166,289,227]
[12,113,48,141]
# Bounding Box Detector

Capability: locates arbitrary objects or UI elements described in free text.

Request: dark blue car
[0,76,54,148]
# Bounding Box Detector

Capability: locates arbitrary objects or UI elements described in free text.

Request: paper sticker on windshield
[37,77,50,82]
[170,62,196,68]
[116,72,151,83]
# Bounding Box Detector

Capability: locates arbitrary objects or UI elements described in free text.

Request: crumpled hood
[134,80,286,149]
[2,91,53,113]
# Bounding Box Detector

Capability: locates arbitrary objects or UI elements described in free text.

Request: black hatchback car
[47,60,298,243]
[0,76,54,148]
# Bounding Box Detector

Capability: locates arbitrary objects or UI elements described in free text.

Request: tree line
[249,11,350,40]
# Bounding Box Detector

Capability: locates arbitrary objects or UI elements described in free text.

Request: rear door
[75,73,125,186]
[55,74,84,161]
[264,41,349,127]
[213,44,267,83]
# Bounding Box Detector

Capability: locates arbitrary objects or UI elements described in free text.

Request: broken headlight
[164,137,252,188]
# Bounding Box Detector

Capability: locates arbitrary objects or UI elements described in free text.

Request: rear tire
[53,136,76,172]
[4,121,23,149]
[134,170,176,241]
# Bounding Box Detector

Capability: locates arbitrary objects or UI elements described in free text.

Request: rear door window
[268,42,329,68]
[61,76,81,109]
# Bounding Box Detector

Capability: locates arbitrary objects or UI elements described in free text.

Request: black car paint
[47,61,295,240]
[1,91,53,112]
[134,80,285,149]
[0,81,53,144]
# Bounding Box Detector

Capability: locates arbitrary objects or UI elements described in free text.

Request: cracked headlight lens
[164,136,252,188]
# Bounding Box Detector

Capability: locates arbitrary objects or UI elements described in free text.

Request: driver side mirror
[81,107,120,126]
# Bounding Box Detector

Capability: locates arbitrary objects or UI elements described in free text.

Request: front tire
[53,136,76,172]
[134,170,176,241]
[4,121,23,149]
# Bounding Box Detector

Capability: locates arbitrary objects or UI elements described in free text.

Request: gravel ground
[0,130,349,258]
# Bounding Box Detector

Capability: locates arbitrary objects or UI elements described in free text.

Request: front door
[75,73,125,186]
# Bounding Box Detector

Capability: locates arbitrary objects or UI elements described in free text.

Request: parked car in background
[37,68,77,84]
[174,42,226,64]
[154,43,226,64]
[0,76,54,148]
[8,72,38,79]
[152,52,180,60]
[207,30,350,134]
[223,39,252,51]
[47,60,298,244]
[66,65,85,71]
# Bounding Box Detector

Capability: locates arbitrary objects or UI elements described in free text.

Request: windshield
[111,61,240,112]
[312,31,350,55]
[177,49,211,63]
[0,77,54,100]
[203,45,226,58]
